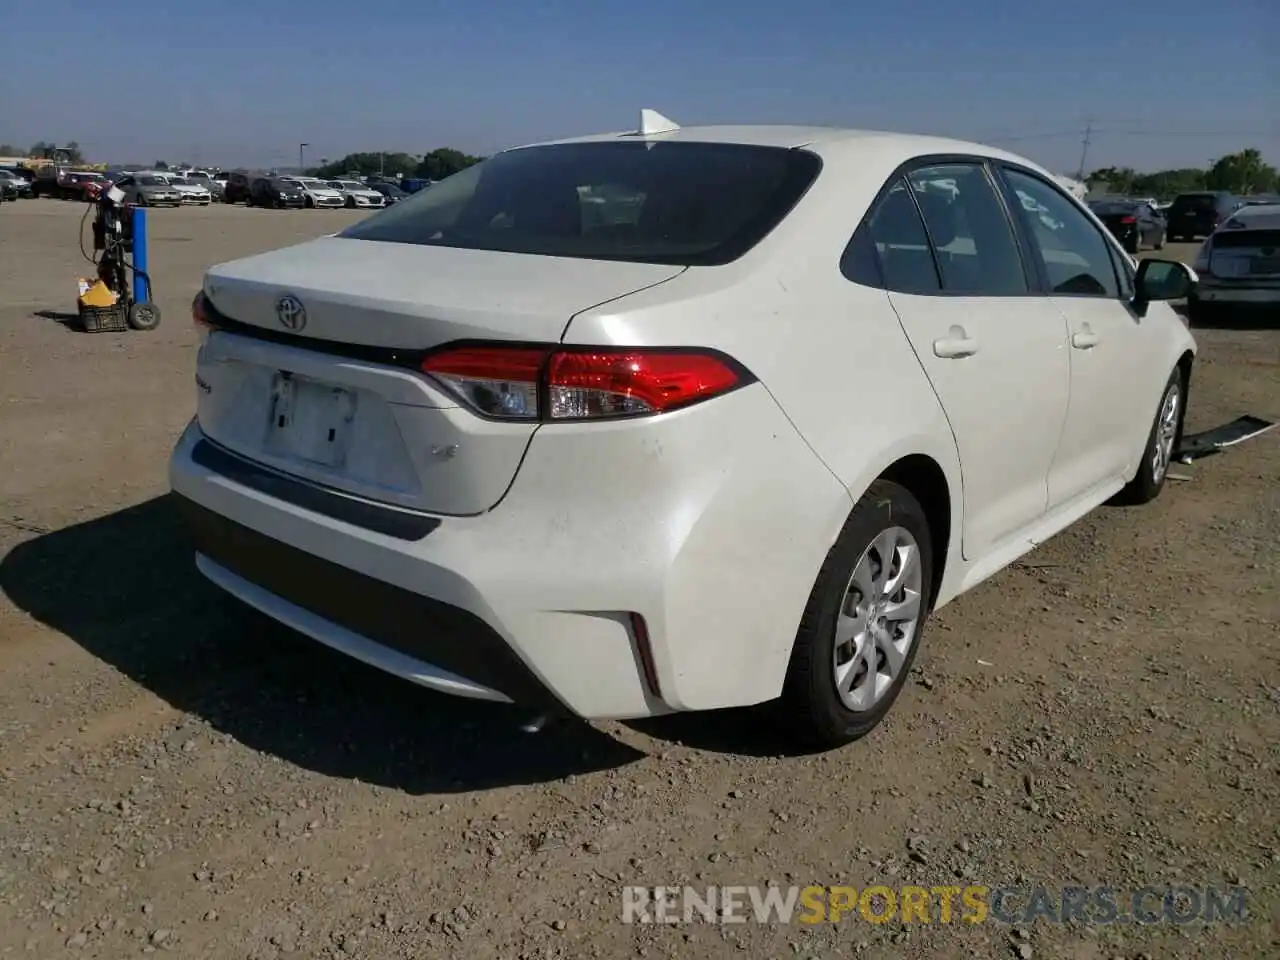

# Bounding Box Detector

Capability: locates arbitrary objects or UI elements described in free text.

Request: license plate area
[1248,258,1280,275]
[264,372,358,468]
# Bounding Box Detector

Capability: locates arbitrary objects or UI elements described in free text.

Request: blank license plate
[266,373,357,467]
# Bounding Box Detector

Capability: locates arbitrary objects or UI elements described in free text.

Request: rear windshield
[338,141,823,266]
[1090,201,1138,215]
[1172,194,1219,211]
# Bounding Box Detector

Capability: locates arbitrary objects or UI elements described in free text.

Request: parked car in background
[247,177,306,208]
[180,170,225,202]
[115,174,184,207]
[282,177,346,208]
[164,175,213,205]
[29,167,108,201]
[1166,191,1240,242]
[400,177,434,193]
[324,179,386,209]
[368,181,408,204]
[0,175,19,202]
[223,172,256,204]
[1087,197,1166,253]
[172,121,1198,749]
[1189,202,1280,322]
[0,169,33,198]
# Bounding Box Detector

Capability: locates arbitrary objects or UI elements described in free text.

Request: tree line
[0,141,86,162]
[307,148,484,181]
[1087,148,1277,197]
[6,139,1272,196]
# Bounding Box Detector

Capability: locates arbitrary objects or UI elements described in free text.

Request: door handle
[1071,331,1100,349]
[933,326,979,358]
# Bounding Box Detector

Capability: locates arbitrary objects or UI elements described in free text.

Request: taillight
[421,345,750,421]
[192,290,214,329]
[421,346,544,420]
[1120,216,1136,224]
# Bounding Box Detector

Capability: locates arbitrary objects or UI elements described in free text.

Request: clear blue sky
[3,0,1276,173]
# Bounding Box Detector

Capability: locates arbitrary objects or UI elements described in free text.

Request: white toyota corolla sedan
[170,111,1198,748]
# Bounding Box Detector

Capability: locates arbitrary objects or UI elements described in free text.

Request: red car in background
[30,166,110,201]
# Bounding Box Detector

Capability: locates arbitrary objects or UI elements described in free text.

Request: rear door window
[862,179,941,294]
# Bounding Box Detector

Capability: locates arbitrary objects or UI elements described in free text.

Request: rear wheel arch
[1175,349,1195,440]
[874,454,952,611]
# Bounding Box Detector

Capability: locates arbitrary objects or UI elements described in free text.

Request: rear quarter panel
[564,138,966,602]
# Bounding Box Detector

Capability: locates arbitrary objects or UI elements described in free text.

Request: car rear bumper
[168,382,849,719]
[1192,282,1280,305]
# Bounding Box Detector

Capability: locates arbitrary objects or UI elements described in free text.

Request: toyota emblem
[276,295,307,331]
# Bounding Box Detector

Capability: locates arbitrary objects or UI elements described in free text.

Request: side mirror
[1135,258,1197,303]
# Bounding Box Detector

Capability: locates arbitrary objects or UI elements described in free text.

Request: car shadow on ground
[0,495,643,794]
[626,706,836,758]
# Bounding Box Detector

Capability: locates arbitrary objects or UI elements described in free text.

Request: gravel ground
[0,199,1277,960]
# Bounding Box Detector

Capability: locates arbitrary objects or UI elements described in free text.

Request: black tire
[1124,235,1139,255]
[1154,229,1166,251]
[1115,368,1184,506]
[305,196,314,208]
[780,480,934,750]
[345,195,356,208]
[127,302,161,331]
[136,194,147,208]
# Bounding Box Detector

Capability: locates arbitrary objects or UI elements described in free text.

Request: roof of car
[516,123,1049,169]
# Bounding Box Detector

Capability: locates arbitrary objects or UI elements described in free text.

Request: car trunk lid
[196,238,684,515]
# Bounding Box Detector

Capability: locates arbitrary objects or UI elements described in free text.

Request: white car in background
[325,179,386,209]
[283,177,346,209]
[179,169,224,202]
[1189,202,1280,321]
[171,111,1197,749]
[164,175,212,205]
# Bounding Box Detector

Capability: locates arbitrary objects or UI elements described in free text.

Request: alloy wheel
[1151,382,1181,485]
[832,526,924,712]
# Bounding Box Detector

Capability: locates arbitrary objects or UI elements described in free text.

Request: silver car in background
[1190,202,1280,321]
[115,174,183,207]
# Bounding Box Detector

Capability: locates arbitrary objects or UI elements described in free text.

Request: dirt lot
[0,199,1277,960]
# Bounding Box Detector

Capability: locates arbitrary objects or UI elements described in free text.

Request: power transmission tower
[1076,119,1094,180]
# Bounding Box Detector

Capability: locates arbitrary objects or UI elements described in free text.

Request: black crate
[78,303,128,333]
